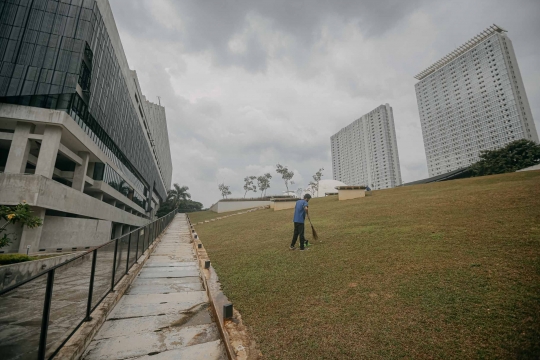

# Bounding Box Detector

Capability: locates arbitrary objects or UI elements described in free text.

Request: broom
[307,213,319,241]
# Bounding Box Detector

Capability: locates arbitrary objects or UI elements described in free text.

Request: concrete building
[331,104,402,190]
[0,0,172,253]
[414,24,538,177]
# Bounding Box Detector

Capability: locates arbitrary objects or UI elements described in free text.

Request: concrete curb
[188,216,260,360]
[54,221,173,360]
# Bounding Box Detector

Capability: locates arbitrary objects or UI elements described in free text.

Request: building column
[72,151,90,192]
[35,125,62,178]
[86,162,95,178]
[113,223,123,239]
[5,122,33,174]
[18,207,46,254]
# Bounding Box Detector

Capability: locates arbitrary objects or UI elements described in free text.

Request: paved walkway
[83,214,227,360]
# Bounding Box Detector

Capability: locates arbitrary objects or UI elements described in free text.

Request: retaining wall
[0,252,83,291]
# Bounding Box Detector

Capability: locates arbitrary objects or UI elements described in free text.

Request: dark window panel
[9,26,21,40]
[3,39,17,62]
[48,33,59,47]
[0,4,17,26]
[41,11,54,33]
[0,38,9,61]
[36,81,50,93]
[14,6,28,28]
[27,8,44,31]
[42,46,56,69]
[6,77,20,96]
[58,3,70,17]
[0,76,9,96]
[52,13,67,35]
[31,44,46,67]
[68,4,79,18]
[46,1,59,13]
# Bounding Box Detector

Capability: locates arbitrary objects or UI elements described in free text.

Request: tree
[1,202,43,249]
[157,199,203,217]
[305,183,316,196]
[218,183,232,199]
[257,173,272,197]
[296,187,303,198]
[275,164,294,193]
[167,184,191,208]
[109,180,130,196]
[310,168,324,197]
[243,176,258,198]
[470,139,540,177]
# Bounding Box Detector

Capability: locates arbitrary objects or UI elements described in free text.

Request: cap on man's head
[304,194,312,200]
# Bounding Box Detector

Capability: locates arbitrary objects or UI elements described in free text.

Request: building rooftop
[414,24,507,80]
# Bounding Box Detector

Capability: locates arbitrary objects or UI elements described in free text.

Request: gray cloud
[111,0,427,71]
[110,0,540,207]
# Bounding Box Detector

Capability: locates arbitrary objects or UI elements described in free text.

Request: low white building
[303,179,347,198]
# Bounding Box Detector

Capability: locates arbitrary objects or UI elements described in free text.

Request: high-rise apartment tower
[414,24,538,177]
[331,104,402,190]
[0,0,173,253]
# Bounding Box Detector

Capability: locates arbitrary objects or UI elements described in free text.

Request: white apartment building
[331,104,402,190]
[415,24,538,177]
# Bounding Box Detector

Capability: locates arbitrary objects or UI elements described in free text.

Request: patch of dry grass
[192,171,540,359]
[188,209,246,223]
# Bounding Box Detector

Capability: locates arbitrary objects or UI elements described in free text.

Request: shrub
[0,254,37,265]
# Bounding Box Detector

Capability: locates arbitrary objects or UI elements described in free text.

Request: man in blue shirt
[290,194,311,251]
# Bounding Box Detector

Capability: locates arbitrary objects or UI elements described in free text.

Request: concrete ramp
[83,214,227,360]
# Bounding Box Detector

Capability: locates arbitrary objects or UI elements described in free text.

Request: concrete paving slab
[132,340,226,360]
[144,260,198,267]
[83,214,226,360]
[85,324,219,360]
[94,305,214,340]
[137,267,200,278]
[126,280,203,295]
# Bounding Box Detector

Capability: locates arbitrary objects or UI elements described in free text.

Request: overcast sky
[110,0,540,208]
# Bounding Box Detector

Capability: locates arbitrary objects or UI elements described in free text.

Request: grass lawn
[192,171,540,359]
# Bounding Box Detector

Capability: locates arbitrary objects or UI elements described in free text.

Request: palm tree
[167,184,191,209]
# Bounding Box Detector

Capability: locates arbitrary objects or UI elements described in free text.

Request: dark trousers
[291,222,306,249]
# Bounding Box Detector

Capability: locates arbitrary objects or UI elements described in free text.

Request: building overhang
[0,174,148,227]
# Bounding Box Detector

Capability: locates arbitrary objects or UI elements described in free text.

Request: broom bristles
[311,224,319,241]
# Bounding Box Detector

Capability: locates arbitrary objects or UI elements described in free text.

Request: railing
[0,210,178,360]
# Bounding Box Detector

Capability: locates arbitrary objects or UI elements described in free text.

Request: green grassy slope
[189,207,267,223]
[192,171,540,359]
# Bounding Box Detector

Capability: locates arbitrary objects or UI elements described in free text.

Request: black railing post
[135,230,139,262]
[38,269,55,360]
[126,233,131,275]
[111,238,118,291]
[86,250,97,321]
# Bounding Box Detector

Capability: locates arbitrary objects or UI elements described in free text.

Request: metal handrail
[0,209,178,360]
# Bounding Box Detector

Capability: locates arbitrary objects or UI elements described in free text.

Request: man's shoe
[289,246,296,250]
[305,241,310,247]
[299,248,310,251]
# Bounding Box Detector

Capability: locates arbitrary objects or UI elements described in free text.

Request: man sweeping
[290,194,311,251]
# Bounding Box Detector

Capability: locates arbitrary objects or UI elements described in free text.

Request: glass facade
[0,0,168,201]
